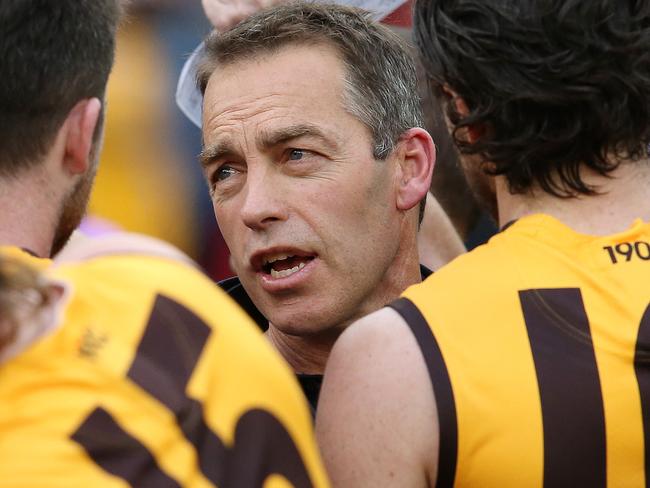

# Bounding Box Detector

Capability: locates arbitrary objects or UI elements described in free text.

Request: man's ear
[62,98,102,175]
[395,128,436,212]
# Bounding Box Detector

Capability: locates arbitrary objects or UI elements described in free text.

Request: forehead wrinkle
[204,91,293,128]
[203,67,350,159]
[203,95,292,151]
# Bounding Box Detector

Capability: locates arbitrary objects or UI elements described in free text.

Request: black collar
[220,265,433,415]
[218,264,433,332]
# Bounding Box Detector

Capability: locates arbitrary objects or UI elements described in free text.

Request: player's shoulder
[318,307,439,485]
[54,231,196,267]
[51,237,306,414]
[324,306,427,398]
[50,236,260,354]
[53,236,221,307]
[398,227,534,329]
[54,251,209,296]
[418,230,514,291]
[52,232,199,281]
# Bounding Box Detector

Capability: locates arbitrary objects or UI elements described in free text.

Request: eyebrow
[199,123,337,169]
[199,140,237,170]
[258,123,337,152]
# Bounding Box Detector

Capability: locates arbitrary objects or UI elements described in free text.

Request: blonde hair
[0,256,50,354]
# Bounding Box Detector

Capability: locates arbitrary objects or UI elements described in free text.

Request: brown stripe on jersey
[519,288,607,488]
[127,294,314,487]
[126,294,230,484]
[229,409,314,487]
[389,298,457,488]
[633,303,650,487]
[127,294,211,414]
[71,407,181,487]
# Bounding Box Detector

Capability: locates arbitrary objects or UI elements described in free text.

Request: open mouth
[261,253,316,279]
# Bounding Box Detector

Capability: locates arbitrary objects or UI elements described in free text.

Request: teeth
[264,253,293,265]
[270,261,306,279]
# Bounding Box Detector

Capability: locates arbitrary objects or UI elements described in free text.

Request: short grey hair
[197,2,424,160]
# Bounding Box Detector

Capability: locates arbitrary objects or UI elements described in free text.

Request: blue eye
[288,149,304,161]
[215,166,237,181]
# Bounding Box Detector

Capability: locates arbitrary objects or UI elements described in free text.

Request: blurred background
[85,0,235,279]
[87,0,496,283]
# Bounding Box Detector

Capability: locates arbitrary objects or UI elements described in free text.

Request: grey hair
[342,47,423,159]
[197,1,424,160]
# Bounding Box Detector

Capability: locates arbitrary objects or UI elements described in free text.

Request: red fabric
[381,1,413,28]
[202,228,234,282]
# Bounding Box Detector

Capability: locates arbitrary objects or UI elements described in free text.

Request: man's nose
[240,169,288,231]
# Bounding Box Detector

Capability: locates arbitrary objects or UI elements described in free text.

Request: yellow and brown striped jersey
[0,249,328,488]
[392,214,650,487]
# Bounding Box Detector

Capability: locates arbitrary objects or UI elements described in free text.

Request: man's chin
[268,317,327,337]
[246,282,350,337]
[265,308,349,339]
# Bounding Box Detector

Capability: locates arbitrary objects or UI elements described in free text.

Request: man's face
[201,43,405,335]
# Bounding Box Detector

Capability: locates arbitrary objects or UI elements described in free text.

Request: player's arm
[202,0,286,31]
[53,231,197,268]
[316,307,439,487]
[418,192,465,271]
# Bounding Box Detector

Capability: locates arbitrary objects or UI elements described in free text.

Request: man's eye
[215,166,237,182]
[288,149,305,161]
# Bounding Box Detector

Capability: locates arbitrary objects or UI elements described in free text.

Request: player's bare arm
[418,192,465,271]
[316,307,439,487]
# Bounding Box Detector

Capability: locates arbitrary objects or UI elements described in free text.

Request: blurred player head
[197,3,434,341]
[414,0,650,219]
[0,0,121,256]
[0,253,62,360]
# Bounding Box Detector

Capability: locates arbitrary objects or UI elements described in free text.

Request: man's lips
[249,247,317,273]
[258,256,318,292]
[249,247,318,292]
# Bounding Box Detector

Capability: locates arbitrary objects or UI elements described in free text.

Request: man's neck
[497,159,650,235]
[265,326,337,375]
[0,172,57,257]
[265,225,423,375]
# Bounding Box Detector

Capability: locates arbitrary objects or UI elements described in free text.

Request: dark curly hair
[414,0,650,196]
